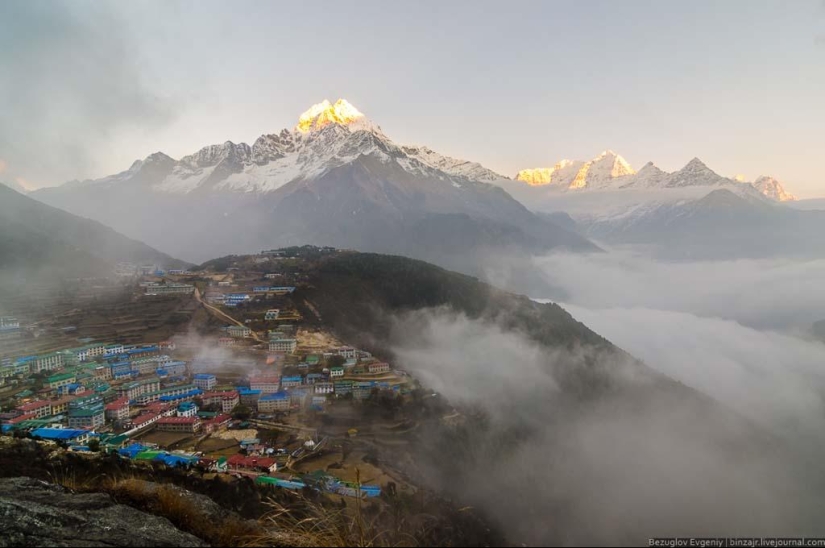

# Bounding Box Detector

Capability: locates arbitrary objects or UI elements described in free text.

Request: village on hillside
[0,247,438,500]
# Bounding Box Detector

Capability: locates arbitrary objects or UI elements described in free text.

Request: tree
[87,438,101,452]
[29,372,46,391]
[327,355,346,368]
[231,404,253,420]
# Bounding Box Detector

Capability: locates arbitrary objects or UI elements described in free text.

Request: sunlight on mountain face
[515,160,577,185]
[515,151,635,189]
[515,167,555,185]
[569,162,591,189]
[295,98,365,133]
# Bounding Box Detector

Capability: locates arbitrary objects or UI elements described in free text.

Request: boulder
[0,477,207,547]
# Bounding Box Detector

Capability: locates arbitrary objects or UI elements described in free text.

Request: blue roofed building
[31,428,94,444]
[177,401,198,417]
[192,374,217,391]
[163,361,187,376]
[237,387,262,406]
[257,391,290,412]
[281,376,302,389]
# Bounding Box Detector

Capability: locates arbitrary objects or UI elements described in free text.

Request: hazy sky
[2,0,824,196]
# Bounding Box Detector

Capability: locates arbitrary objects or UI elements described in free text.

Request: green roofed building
[47,373,77,390]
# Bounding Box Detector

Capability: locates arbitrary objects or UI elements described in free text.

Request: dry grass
[248,498,387,547]
[246,470,430,548]
[107,478,261,547]
[46,460,109,493]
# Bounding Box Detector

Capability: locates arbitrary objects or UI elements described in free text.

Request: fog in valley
[531,249,825,331]
[383,250,825,544]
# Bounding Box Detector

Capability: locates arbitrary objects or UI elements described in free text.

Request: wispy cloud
[0,1,178,187]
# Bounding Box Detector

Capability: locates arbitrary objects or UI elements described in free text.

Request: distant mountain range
[0,184,183,282]
[577,188,825,260]
[498,151,824,260]
[32,99,595,275]
[513,150,797,202]
[22,100,821,267]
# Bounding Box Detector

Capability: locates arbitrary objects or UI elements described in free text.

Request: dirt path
[193,287,266,343]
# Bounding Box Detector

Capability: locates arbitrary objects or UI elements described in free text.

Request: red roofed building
[104,397,130,422]
[226,454,277,473]
[201,391,240,413]
[368,362,390,374]
[6,412,39,424]
[144,401,176,417]
[156,416,201,433]
[17,400,52,419]
[49,396,77,416]
[202,413,232,434]
[131,413,159,429]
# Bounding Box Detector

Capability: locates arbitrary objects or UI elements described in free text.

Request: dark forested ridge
[304,251,610,349]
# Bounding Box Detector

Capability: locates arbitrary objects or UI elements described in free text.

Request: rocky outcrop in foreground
[0,477,206,547]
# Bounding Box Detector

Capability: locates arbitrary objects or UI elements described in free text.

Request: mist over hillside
[0,184,185,284]
[291,252,825,544]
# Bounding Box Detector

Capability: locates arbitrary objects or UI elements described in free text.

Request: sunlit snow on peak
[295,98,369,133]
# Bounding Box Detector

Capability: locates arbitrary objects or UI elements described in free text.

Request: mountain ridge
[0,184,185,280]
[515,151,797,202]
[32,99,597,271]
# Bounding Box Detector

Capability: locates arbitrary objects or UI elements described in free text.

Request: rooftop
[31,428,91,440]
[157,416,199,424]
[18,400,51,411]
[250,375,281,383]
[132,413,158,426]
[105,398,129,410]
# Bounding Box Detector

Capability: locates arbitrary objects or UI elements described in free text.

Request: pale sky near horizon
[2,0,824,196]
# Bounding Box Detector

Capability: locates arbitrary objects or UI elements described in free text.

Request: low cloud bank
[529,249,825,331]
[562,304,825,446]
[389,309,823,545]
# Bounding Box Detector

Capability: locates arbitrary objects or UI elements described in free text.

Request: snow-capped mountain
[503,150,814,260]
[753,176,797,202]
[514,151,797,202]
[515,159,583,187]
[618,161,668,189]
[401,145,507,183]
[515,151,635,190]
[576,188,825,260]
[58,99,510,197]
[660,157,732,188]
[32,99,595,272]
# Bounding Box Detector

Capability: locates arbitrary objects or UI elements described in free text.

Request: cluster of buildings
[0,337,214,439]
[142,282,195,296]
[2,253,413,490]
[236,343,402,415]
[0,317,21,342]
[1,342,180,383]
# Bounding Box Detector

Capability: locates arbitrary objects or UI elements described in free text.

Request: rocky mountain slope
[0,477,205,547]
[0,184,184,281]
[32,100,594,271]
